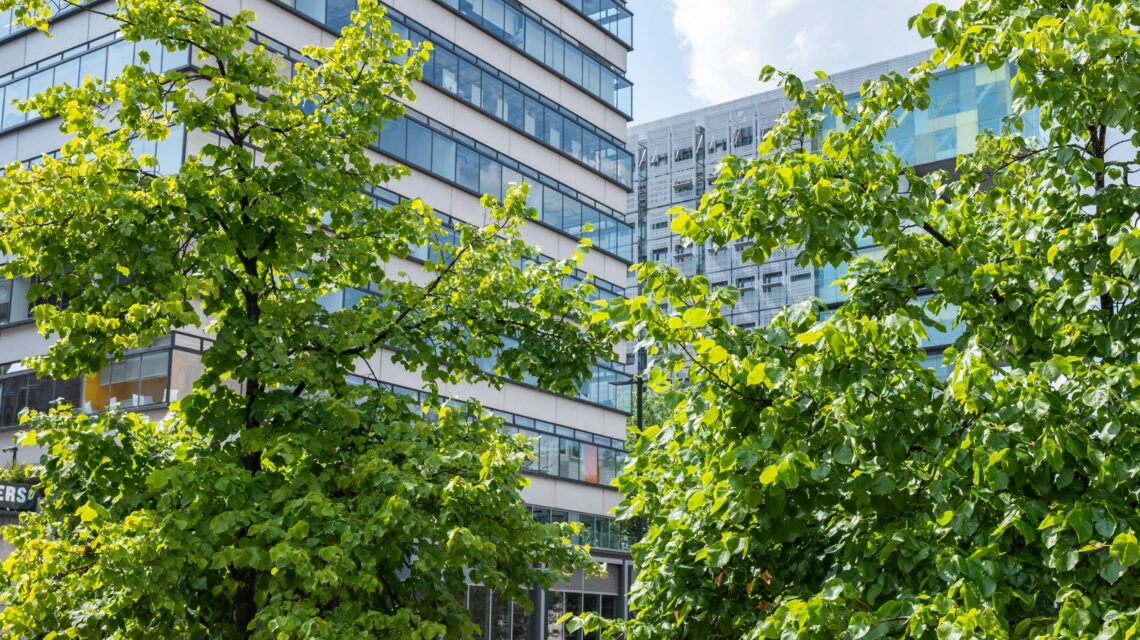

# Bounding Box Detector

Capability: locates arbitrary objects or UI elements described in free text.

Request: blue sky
[626,0,952,124]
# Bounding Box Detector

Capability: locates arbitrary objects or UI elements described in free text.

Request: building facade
[0,0,634,636]
[627,51,1037,374]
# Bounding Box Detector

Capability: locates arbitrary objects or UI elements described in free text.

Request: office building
[0,0,635,636]
[627,51,1038,373]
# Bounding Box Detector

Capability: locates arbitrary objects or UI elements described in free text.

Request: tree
[0,0,612,636]
[584,0,1140,637]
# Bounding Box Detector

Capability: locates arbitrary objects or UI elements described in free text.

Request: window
[762,272,783,289]
[651,220,668,230]
[0,277,32,325]
[673,179,693,193]
[791,272,812,282]
[733,126,754,148]
[0,363,81,428]
[405,120,432,169]
[651,248,668,262]
[649,153,668,167]
[674,146,693,162]
[457,59,482,105]
[737,277,755,291]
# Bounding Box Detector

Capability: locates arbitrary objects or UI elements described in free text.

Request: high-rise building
[627,51,1037,374]
[0,0,635,635]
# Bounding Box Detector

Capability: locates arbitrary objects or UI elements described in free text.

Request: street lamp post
[610,373,645,433]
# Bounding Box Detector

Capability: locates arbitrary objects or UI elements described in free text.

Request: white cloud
[670,0,942,105]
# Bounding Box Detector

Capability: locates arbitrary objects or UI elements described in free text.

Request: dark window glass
[469,586,490,639]
[511,598,529,640]
[545,591,565,640]
[490,591,510,640]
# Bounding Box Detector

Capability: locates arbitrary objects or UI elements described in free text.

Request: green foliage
[583,0,1140,638]
[0,0,612,637]
[0,463,34,483]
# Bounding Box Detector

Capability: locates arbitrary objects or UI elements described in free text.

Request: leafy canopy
[585,0,1140,638]
[0,0,612,637]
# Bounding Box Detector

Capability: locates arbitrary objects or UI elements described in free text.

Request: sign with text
[0,482,37,512]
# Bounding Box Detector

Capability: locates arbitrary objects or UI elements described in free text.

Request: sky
[626,0,954,124]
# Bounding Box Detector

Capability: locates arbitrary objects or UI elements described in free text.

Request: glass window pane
[457,59,481,106]
[469,586,490,639]
[504,85,524,129]
[406,120,432,169]
[481,76,504,119]
[523,96,542,138]
[479,156,501,198]
[456,145,480,192]
[105,39,134,80]
[483,0,505,36]
[490,590,510,640]
[434,48,459,94]
[524,19,544,60]
[431,133,456,182]
[79,49,107,84]
[2,79,26,129]
[379,117,407,157]
[327,0,355,30]
[504,5,525,48]
[564,46,583,86]
[545,591,565,640]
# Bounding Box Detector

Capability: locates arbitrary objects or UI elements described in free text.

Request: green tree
[585,0,1140,638]
[0,0,611,637]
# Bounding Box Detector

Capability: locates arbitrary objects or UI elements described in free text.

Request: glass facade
[438,0,631,116]
[367,186,626,302]
[529,506,632,551]
[809,63,1039,378]
[824,64,1041,167]
[389,11,632,187]
[378,112,634,261]
[461,587,623,640]
[0,33,188,133]
[559,0,632,47]
[0,332,209,427]
[503,411,627,486]
[348,375,629,485]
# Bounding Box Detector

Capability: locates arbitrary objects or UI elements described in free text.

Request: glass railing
[560,0,632,47]
[0,33,189,133]
[435,0,631,117]
[388,10,633,187]
[378,111,634,261]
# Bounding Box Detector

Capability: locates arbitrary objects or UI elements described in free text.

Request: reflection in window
[0,363,81,428]
[0,277,33,325]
